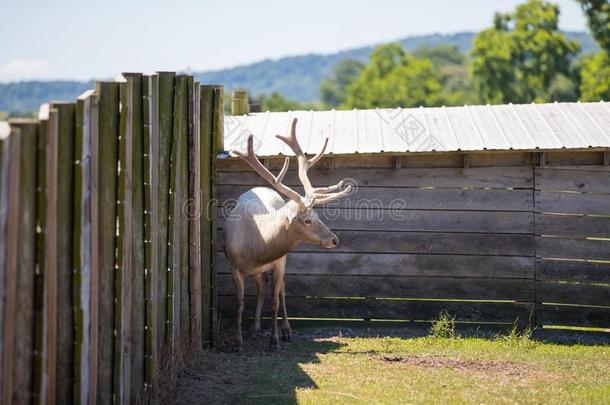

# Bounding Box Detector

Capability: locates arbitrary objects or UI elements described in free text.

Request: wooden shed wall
[215,151,610,328]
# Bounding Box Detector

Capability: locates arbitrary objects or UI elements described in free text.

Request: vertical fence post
[189,81,203,350]
[3,120,39,404]
[231,89,249,116]
[95,81,119,405]
[211,85,224,338]
[0,122,10,404]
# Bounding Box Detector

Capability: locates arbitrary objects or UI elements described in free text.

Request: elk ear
[285,203,300,224]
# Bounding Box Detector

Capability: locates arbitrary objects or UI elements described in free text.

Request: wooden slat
[74,92,95,404]
[219,185,534,211]
[216,274,535,301]
[536,191,610,215]
[5,121,38,404]
[44,109,59,405]
[142,75,158,388]
[179,76,191,343]
[0,126,8,404]
[536,259,610,283]
[199,86,214,342]
[536,304,610,328]
[218,209,534,234]
[536,237,610,261]
[219,166,534,189]
[536,213,610,238]
[536,167,610,193]
[536,281,609,307]
[53,102,76,405]
[33,117,47,405]
[95,81,119,405]
[218,296,535,324]
[156,71,174,352]
[216,253,534,278]
[188,80,202,349]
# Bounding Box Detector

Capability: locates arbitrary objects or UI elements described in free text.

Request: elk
[224,118,351,351]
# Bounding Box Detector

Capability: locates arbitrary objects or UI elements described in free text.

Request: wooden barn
[217,102,610,329]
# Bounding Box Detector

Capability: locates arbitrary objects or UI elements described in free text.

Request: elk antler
[232,135,306,204]
[276,118,351,206]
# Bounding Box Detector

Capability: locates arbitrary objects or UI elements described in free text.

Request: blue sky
[0,0,588,81]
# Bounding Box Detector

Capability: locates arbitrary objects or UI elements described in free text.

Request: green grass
[173,327,610,405]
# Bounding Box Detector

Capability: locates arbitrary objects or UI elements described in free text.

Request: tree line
[256,0,609,112]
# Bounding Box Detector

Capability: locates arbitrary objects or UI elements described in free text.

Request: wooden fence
[0,73,223,404]
[216,150,610,329]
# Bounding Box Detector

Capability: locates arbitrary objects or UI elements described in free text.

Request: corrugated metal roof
[224,102,610,156]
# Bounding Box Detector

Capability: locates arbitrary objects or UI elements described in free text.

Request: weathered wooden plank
[116,73,146,404]
[33,115,47,405]
[216,274,535,301]
[53,102,76,405]
[544,151,605,166]
[217,296,535,325]
[219,185,534,212]
[536,213,610,238]
[536,167,610,193]
[216,253,534,278]
[188,80,202,349]
[536,281,609,307]
[0,124,10,404]
[536,304,610,328]
[536,259,610,283]
[200,86,214,342]
[5,120,38,405]
[44,109,60,405]
[211,85,224,338]
[219,166,534,189]
[217,209,534,234]
[1,127,20,405]
[95,81,119,405]
[74,91,95,404]
[306,231,534,256]
[142,75,157,388]
[535,191,610,216]
[156,72,174,352]
[536,236,610,261]
[179,76,191,344]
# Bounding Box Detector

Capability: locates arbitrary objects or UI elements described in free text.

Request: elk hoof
[282,328,292,342]
[269,336,281,351]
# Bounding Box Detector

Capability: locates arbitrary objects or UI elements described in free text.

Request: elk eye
[304,218,312,225]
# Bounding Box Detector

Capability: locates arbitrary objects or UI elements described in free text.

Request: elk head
[232,118,351,248]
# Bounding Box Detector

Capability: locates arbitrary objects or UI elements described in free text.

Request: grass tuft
[429,309,456,339]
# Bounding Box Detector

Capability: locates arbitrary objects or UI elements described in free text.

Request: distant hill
[0,31,598,113]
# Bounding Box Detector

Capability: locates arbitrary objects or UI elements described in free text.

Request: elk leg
[231,268,245,350]
[249,274,266,338]
[280,281,292,342]
[270,268,282,351]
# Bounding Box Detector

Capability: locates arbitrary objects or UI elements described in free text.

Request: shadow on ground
[168,322,609,405]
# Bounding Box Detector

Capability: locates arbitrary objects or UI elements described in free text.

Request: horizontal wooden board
[536,304,610,328]
[536,237,610,261]
[216,253,534,278]
[219,186,533,211]
[217,230,534,256]
[216,274,535,301]
[544,151,605,167]
[219,166,534,189]
[536,213,610,238]
[537,165,610,172]
[536,281,609,307]
[217,296,535,324]
[535,191,610,215]
[218,209,534,234]
[536,167,610,193]
[536,259,610,283]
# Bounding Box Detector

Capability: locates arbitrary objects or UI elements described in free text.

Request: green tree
[255,92,321,112]
[576,0,610,100]
[470,0,580,103]
[320,59,364,107]
[343,43,443,108]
